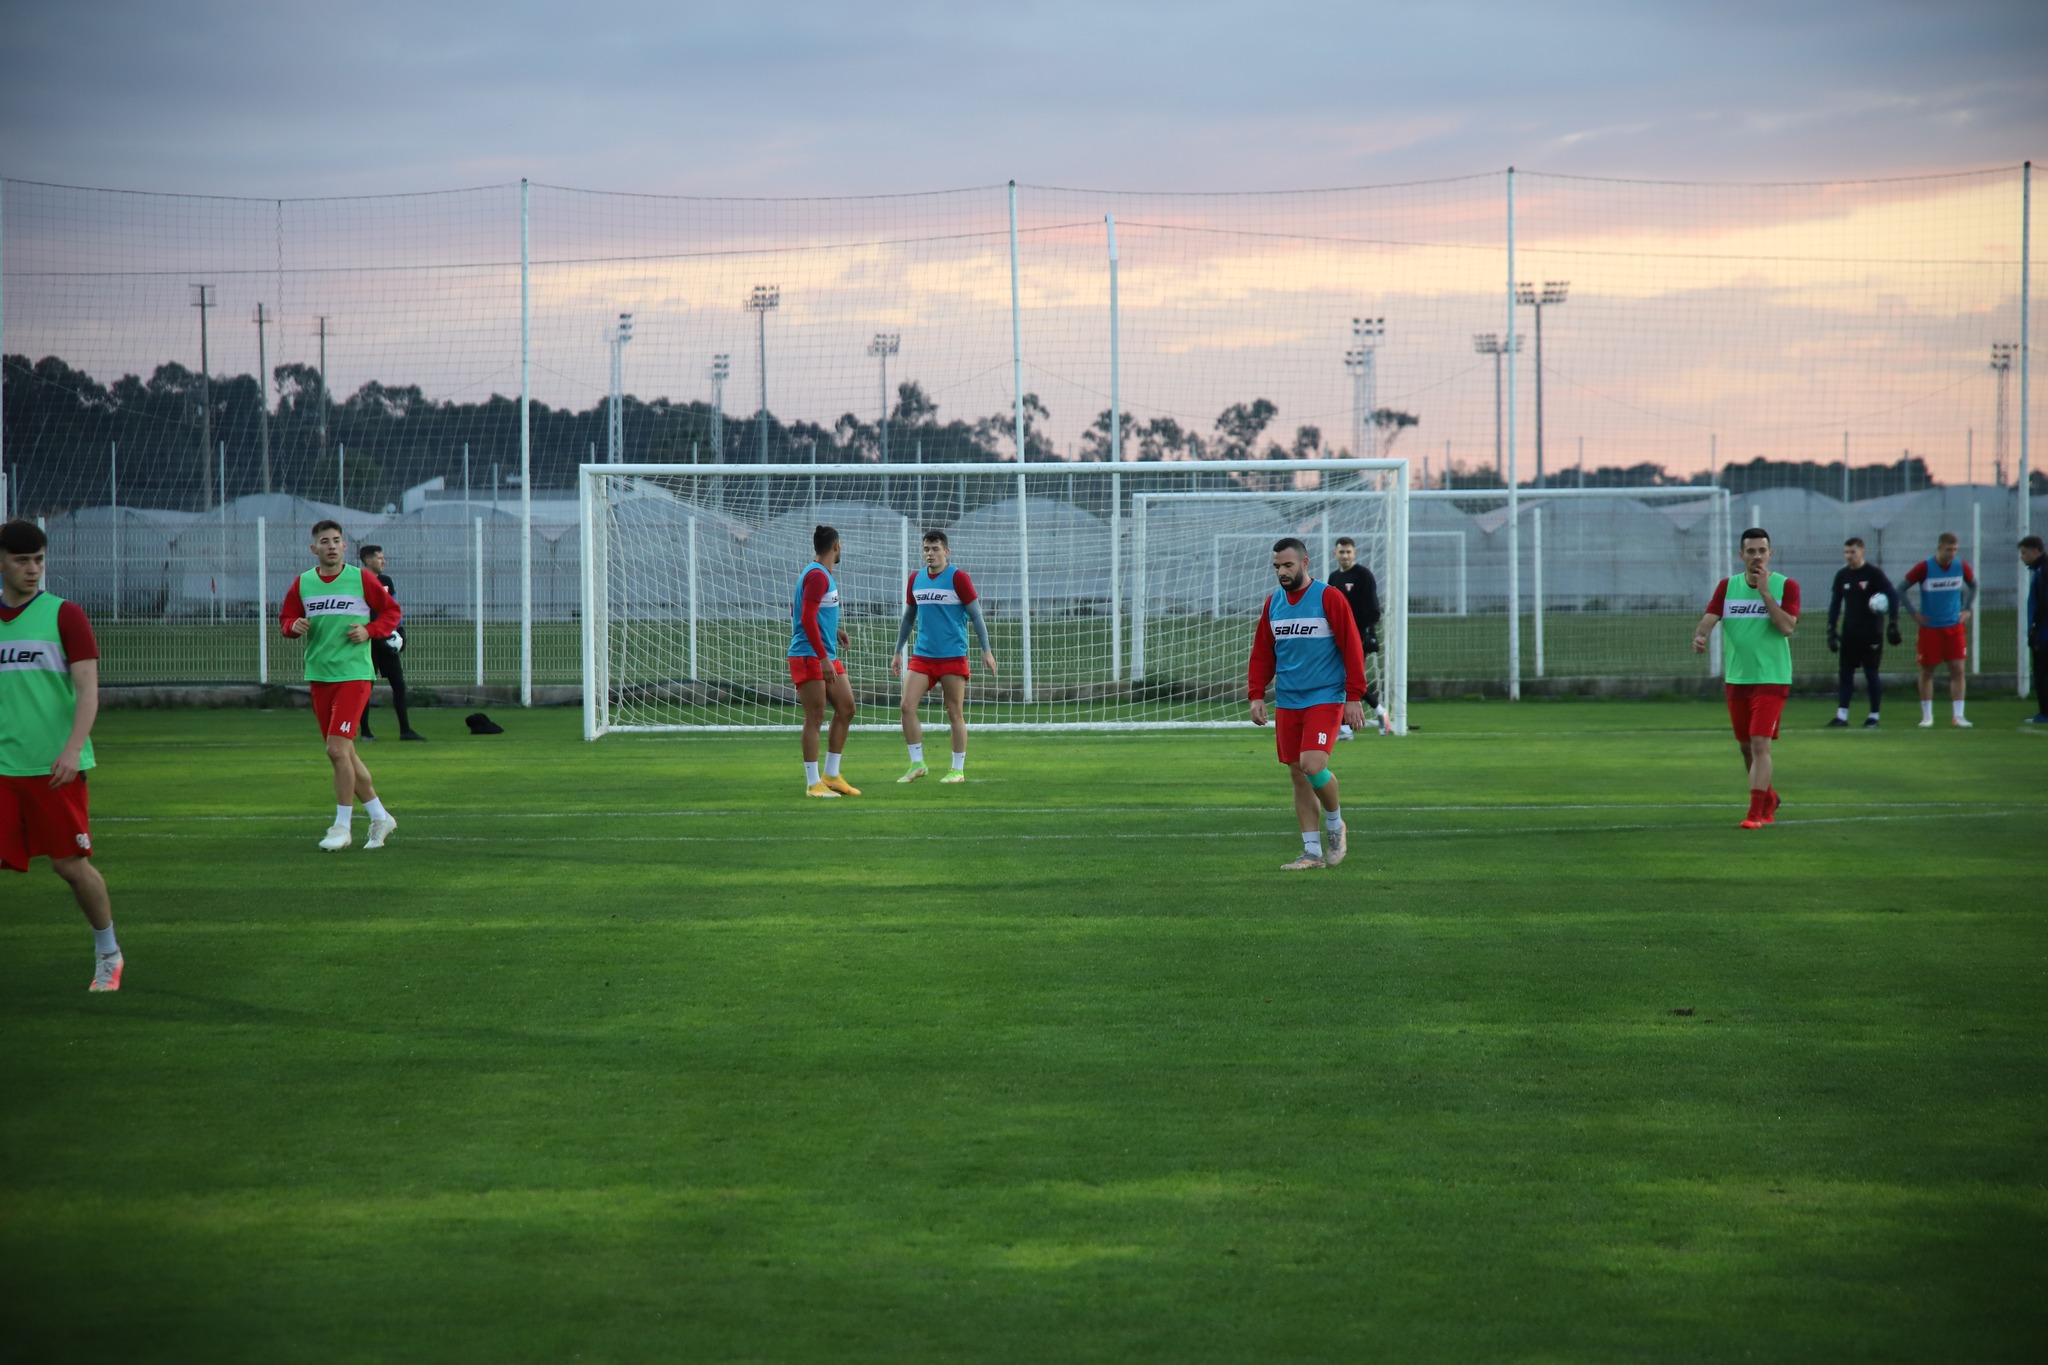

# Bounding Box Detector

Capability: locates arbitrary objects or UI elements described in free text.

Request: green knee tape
[1307,765,1335,790]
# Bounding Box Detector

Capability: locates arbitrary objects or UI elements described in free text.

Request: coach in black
[1826,536,1900,728]
[1328,536,1385,738]
[357,545,425,742]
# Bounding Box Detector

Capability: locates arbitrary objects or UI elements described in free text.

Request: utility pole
[607,313,633,463]
[1472,333,1521,485]
[192,285,215,509]
[316,315,330,474]
[869,332,900,464]
[1515,281,1569,486]
[253,302,273,493]
[747,284,780,465]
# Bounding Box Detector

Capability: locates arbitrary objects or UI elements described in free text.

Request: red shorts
[1275,703,1345,765]
[310,680,373,739]
[1725,683,1790,743]
[908,655,970,680]
[787,655,846,687]
[0,772,93,872]
[1915,623,1967,666]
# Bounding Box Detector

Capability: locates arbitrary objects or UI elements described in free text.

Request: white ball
[1868,592,1889,615]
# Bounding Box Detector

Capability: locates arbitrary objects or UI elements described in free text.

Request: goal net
[581,458,1408,736]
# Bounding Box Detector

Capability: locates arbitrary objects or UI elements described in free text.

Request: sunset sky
[2,2,2043,484]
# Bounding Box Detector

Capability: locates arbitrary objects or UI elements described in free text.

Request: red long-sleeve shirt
[279,567,402,639]
[1247,582,1368,703]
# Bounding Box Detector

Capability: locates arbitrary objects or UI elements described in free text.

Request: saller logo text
[0,646,47,664]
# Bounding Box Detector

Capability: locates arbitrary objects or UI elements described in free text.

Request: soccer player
[890,529,998,784]
[355,545,423,742]
[791,524,859,797]
[1248,537,1368,870]
[1327,535,1388,739]
[2022,535,2047,724]
[1901,532,1977,728]
[1692,527,1800,830]
[280,520,403,849]
[1825,537,1900,728]
[0,520,124,991]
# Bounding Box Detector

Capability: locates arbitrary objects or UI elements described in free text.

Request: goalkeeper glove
[1826,628,1840,653]
[1886,623,1902,647]
[1361,627,1380,655]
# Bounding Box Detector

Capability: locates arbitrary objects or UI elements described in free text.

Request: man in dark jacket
[2023,535,2047,724]
[1327,536,1387,738]
[1826,537,1901,728]
[357,546,425,742]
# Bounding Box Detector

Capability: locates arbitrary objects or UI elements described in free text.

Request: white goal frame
[580,458,1410,737]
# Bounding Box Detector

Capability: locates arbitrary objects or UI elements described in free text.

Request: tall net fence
[2,169,2037,693]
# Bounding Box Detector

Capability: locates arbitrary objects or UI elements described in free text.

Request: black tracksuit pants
[1836,633,1883,713]
[360,642,412,737]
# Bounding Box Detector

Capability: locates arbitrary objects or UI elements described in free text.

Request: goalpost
[580,458,1409,737]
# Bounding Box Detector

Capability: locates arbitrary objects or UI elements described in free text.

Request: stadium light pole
[191,285,215,509]
[708,353,730,461]
[1472,333,1521,484]
[316,314,330,477]
[747,285,780,465]
[606,313,633,464]
[1345,316,1384,468]
[253,302,273,493]
[869,332,899,463]
[1516,281,1568,487]
[1991,343,2014,488]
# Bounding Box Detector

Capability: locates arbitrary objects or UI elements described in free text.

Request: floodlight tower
[252,303,274,493]
[1516,280,1569,486]
[747,284,781,464]
[1472,333,1522,484]
[708,353,730,462]
[1992,342,2015,487]
[606,313,633,464]
[869,332,900,463]
[1344,316,1384,466]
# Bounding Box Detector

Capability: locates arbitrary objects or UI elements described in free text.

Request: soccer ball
[1868,592,1889,615]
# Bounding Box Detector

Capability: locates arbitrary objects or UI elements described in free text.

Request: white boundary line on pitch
[96,799,2047,825]
[113,809,2032,845]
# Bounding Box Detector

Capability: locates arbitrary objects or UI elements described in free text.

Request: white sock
[824,751,843,778]
[365,797,390,821]
[1302,831,1323,858]
[951,751,966,771]
[334,803,353,826]
[1952,699,1966,719]
[1921,700,1934,722]
[907,742,924,765]
[93,924,119,957]
[804,761,820,785]
[1836,706,1849,721]
[1324,806,1343,834]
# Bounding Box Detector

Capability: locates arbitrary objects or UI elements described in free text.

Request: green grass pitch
[1,699,2042,1363]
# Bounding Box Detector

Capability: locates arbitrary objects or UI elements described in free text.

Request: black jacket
[1328,564,1381,635]
[1828,563,1899,640]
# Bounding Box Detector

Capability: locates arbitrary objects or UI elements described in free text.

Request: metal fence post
[257,516,268,684]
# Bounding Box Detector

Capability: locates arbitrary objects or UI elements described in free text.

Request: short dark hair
[358,544,383,562]
[2021,535,2045,553]
[1334,535,1356,549]
[812,524,839,557]
[1272,536,1308,558]
[1937,531,1959,547]
[0,519,48,555]
[1739,527,1770,546]
[922,529,948,547]
[1843,536,1865,548]
[311,519,345,540]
